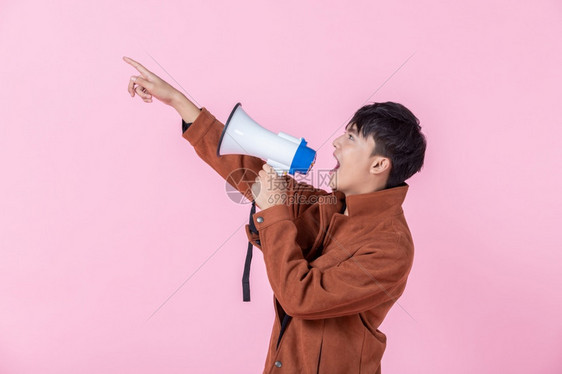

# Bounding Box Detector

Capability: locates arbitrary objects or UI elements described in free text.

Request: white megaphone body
[217,103,317,176]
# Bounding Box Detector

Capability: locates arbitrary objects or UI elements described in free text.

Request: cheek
[345,155,368,179]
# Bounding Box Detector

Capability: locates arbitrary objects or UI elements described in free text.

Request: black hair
[345,102,427,189]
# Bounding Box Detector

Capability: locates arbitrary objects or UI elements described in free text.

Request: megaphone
[217,103,317,176]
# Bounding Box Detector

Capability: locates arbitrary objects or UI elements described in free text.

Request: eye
[347,134,353,140]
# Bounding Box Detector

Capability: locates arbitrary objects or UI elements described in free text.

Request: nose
[332,134,341,149]
[332,139,337,149]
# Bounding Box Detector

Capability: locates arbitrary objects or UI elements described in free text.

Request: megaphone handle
[266,161,288,177]
[272,168,287,177]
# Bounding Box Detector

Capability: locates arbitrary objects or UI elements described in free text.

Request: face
[329,123,383,195]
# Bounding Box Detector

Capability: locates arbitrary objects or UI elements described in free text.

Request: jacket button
[274,361,282,368]
[257,217,264,223]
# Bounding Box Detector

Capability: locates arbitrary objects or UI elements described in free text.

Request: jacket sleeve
[182,118,193,133]
[181,107,332,217]
[251,204,414,319]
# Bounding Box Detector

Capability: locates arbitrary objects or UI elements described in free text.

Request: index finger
[122,56,152,78]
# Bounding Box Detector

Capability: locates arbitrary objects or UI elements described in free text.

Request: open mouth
[331,153,340,172]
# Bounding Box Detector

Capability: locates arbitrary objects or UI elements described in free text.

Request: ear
[369,156,391,175]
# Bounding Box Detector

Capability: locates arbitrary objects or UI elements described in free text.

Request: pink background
[1,0,561,373]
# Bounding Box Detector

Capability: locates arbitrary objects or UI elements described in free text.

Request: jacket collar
[330,182,409,219]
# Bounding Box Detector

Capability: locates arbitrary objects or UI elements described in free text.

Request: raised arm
[123,55,332,217]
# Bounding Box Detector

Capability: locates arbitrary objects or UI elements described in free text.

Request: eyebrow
[346,125,359,135]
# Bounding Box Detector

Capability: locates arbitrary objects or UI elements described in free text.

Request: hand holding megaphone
[250,163,292,210]
[217,103,317,177]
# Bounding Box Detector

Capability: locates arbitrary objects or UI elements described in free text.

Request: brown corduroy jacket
[182,107,415,374]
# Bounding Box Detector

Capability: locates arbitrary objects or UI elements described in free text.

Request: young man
[124,56,427,373]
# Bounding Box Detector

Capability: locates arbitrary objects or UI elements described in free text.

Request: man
[124,56,427,373]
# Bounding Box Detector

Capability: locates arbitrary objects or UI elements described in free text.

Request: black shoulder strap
[242,200,258,301]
